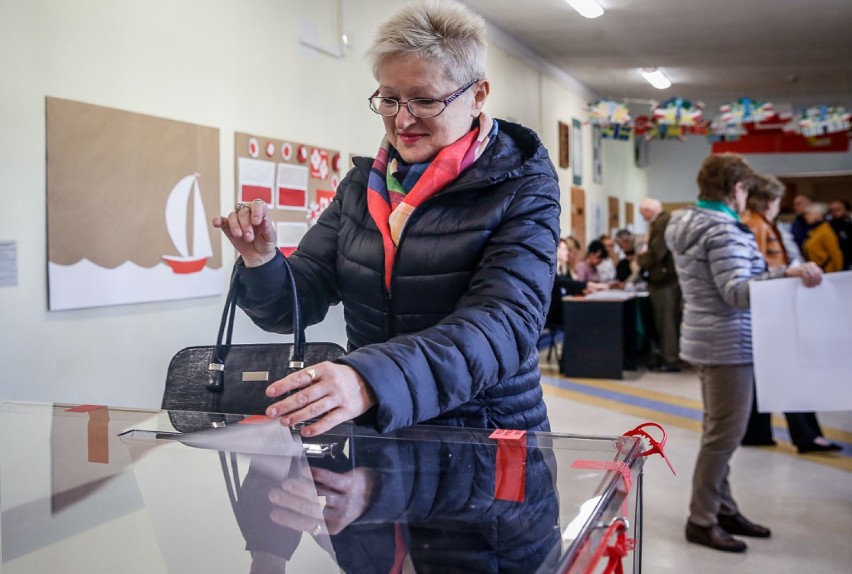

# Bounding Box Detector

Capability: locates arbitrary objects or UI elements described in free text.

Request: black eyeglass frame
[368,78,481,119]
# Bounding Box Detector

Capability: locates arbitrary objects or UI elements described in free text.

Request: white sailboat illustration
[162,173,213,273]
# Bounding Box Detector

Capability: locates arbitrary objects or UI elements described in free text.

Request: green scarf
[696,199,740,221]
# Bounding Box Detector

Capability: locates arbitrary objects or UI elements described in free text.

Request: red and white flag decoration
[276,163,309,210]
[277,221,307,257]
[238,157,275,205]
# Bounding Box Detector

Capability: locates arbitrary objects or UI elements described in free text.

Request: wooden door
[570,187,586,248]
[608,196,620,235]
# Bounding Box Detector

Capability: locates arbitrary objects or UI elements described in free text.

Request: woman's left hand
[265,363,376,437]
[785,261,824,287]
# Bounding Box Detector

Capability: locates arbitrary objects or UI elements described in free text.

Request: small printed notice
[0,241,17,287]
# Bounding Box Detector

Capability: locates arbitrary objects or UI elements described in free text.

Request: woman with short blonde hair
[214,0,560,438]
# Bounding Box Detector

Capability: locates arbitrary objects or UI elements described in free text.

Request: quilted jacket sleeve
[338,175,559,431]
[706,222,783,309]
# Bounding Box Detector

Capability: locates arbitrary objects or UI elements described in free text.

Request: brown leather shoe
[685,521,747,552]
[717,513,771,538]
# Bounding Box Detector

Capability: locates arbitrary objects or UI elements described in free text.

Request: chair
[537,280,565,364]
[540,326,563,363]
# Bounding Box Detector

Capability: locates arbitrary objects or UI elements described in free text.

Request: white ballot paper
[751,270,852,412]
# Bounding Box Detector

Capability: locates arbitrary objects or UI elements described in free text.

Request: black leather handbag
[162,255,346,426]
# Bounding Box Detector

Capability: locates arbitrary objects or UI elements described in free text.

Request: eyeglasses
[368,79,480,119]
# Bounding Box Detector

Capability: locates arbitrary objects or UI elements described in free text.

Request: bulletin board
[234,132,342,256]
[46,97,223,311]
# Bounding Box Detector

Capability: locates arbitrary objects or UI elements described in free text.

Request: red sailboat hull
[162,257,208,274]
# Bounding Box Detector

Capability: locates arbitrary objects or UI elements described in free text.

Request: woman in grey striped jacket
[665,153,823,553]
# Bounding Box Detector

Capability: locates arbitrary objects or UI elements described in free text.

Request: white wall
[0,0,648,408]
[645,137,852,204]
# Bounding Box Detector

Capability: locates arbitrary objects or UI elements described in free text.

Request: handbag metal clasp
[303,443,335,457]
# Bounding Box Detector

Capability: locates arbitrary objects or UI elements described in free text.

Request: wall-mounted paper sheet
[751,271,852,412]
[0,240,17,287]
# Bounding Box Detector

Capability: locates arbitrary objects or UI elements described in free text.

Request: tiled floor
[539,360,852,574]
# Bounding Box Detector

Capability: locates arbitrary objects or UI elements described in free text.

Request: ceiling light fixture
[566,0,604,19]
[641,67,671,90]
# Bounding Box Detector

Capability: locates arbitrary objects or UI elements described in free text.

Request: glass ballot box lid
[0,402,645,573]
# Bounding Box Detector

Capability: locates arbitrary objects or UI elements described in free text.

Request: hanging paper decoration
[719,98,774,125]
[652,97,704,126]
[601,123,632,140]
[707,118,748,141]
[632,115,652,136]
[687,119,710,136]
[586,99,632,126]
[798,105,851,136]
[647,123,687,142]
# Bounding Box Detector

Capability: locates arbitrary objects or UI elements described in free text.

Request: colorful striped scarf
[367,113,496,290]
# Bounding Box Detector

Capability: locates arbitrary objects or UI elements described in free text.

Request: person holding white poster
[665,153,823,553]
[740,174,841,453]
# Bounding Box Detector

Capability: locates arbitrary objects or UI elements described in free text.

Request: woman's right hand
[212,199,278,267]
[785,261,823,287]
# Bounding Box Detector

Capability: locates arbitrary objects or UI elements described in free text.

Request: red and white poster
[276,222,308,257]
[276,164,309,210]
[238,157,275,205]
[234,132,341,252]
[46,97,223,311]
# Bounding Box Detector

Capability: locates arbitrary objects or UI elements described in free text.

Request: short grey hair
[366,0,487,85]
[806,202,828,218]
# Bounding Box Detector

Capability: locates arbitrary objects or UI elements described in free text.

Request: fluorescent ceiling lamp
[566,0,604,19]
[641,67,672,90]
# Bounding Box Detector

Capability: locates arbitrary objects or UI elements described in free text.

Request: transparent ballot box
[0,402,645,573]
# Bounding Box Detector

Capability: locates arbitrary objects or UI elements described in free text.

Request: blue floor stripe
[542,373,852,457]
[542,374,702,421]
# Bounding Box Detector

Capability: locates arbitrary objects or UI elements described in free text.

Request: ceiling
[461,0,852,117]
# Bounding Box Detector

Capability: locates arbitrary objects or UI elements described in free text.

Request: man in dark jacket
[828,198,852,270]
[638,197,682,372]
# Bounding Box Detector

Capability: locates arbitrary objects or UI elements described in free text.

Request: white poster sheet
[751,271,852,412]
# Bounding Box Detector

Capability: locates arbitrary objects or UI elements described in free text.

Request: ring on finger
[235,201,250,212]
[305,366,318,381]
[311,523,322,536]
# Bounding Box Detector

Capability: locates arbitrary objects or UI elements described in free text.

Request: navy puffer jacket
[237,120,560,432]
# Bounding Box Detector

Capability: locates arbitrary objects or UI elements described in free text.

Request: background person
[554,236,608,297]
[739,174,841,453]
[637,197,682,372]
[666,153,823,553]
[827,199,852,270]
[573,239,609,283]
[789,192,814,251]
[614,228,637,282]
[595,234,618,283]
[213,0,560,437]
[802,202,844,273]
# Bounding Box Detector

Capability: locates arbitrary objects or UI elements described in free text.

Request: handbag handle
[207,254,307,392]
